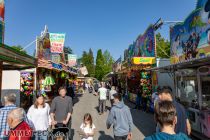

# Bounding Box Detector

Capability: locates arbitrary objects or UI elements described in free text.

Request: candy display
[20,72,34,96]
[140,71,152,95]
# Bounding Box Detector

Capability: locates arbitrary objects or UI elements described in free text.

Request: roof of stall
[148,56,210,73]
[0,43,37,70]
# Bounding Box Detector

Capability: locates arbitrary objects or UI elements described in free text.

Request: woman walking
[27,94,51,140]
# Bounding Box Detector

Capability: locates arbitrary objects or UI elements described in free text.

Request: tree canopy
[95,49,105,81]
[81,49,95,77]
[156,33,170,58]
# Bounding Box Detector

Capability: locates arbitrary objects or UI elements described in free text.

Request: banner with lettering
[68,54,77,67]
[51,54,61,64]
[49,33,65,53]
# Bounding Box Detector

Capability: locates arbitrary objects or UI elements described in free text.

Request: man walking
[106,93,133,140]
[158,87,191,135]
[98,83,108,115]
[0,93,31,140]
[50,86,73,139]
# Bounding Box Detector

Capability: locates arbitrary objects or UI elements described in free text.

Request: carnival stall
[151,0,210,138]
[0,43,36,109]
[119,25,157,105]
[36,26,78,102]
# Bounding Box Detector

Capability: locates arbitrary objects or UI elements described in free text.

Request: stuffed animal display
[20,72,34,96]
[140,72,152,95]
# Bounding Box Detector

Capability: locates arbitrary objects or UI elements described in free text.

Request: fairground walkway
[71,91,156,140]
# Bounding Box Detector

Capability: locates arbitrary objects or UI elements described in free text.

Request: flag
[114,56,122,64]
[0,0,5,20]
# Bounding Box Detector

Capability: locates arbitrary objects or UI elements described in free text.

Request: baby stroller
[50,123,69,140]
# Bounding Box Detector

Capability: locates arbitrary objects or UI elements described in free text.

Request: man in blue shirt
[144,101,190,140]
[0,93,31,140]
[158,87,191,135]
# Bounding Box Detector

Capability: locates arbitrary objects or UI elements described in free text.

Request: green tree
[81,49,95,77]
[11,45,27,54]
[103,50,114,75]
[81,51,88,65]
[88,48,95,77]
[95,49,105,81]
[156,33,170,58]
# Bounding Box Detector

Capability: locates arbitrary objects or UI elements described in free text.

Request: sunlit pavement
[71,92,156,140]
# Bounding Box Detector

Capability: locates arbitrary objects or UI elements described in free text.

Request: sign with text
[51,54,61,64]
[49,33,65,53]
[132,57,156,65]
[68,54,77,67]
[52,62,62,70]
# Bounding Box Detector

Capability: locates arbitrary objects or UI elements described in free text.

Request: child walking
[80,113,96,140]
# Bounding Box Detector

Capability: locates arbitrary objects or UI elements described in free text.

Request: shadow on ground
[125,100,156,137]
[73,93,83,105]
[98,131,114,140]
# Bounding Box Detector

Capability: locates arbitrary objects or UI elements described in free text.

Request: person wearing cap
[158,87,191,135]
[106,93,133,140]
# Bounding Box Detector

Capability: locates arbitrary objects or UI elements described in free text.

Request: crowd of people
[0,86,74,140]
[96,83,192,140]
[0,81,192,140]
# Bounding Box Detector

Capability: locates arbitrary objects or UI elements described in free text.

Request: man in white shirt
[98,83,108,115]
[109,86,117,106]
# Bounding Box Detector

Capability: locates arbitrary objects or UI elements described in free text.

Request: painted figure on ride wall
[205,0,210,23]
[181,32,200,60]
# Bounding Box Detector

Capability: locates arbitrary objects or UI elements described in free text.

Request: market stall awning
[38,59,78,75]
[148,55,210,72]
[0,44,37,70]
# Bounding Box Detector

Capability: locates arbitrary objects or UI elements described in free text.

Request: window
[177,76,198,108]
[201,76,210,109]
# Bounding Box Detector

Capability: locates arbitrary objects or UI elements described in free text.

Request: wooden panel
[0,47,36,66]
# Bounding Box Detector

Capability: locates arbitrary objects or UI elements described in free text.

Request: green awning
[0,43,37,70]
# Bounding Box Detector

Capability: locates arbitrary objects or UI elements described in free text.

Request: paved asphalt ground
[71,92,156,140]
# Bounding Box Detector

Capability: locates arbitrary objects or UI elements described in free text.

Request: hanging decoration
[44,74,55,92]
[20,72,34,96]
[140,71,152,95]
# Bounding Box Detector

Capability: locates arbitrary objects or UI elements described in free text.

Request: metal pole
[21,39,36,51]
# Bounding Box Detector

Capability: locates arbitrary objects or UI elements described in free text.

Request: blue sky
[4,0,196,60]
